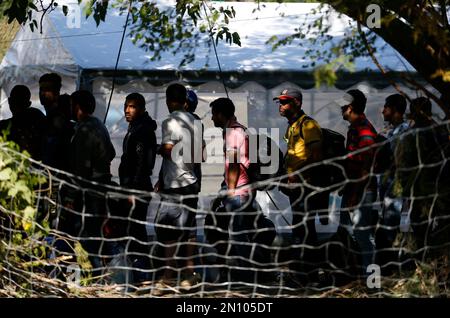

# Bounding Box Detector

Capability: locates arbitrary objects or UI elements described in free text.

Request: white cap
[335,93,354,107]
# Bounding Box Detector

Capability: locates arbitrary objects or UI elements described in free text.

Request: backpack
[298,116,347,186]
[320,128,347,160]
[373,134,394,174]
[246,132,286,190]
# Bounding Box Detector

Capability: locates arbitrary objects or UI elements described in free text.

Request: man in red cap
[275,88,324,285]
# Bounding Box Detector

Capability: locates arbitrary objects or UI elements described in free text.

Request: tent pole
[104,0,132,124]
[202,1,229,99]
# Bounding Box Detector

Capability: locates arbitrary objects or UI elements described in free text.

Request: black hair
[71,90,96,114]
[39,73,62,91]
[385,94,407,114]
[410,97,432,117]
[126,92,146,109]
[166,83,187,105]
[210,98,235,119]
[186,89,198,113]
[347,89,367,114]
[10,85,31,103]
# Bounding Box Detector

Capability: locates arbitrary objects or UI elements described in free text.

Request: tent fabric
[0,1,417,96]
[0,7,78,95]
[0,1,434,234]
[51,1,415,72]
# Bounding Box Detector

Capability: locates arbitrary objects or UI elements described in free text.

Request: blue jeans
[377,197,402,245]
[223,194,257,279]
[340,191,378,275]
[377,177,402,248]
[376,176,402,269]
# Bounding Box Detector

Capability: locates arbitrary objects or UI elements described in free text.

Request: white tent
[0,1,430,233]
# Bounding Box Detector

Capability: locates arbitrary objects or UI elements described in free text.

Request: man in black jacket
[39,73,74,171]
[119,93,157,278]
[67,90,116,271]
[0,85,47,161]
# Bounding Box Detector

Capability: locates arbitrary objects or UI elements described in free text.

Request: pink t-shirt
[224,119,250,196]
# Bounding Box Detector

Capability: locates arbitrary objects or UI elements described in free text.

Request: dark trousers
[290,191,317,246]
[223,193,265,282]
[56,178,111,273]
[375,198,402,273]
[375,177,402,272]
[80,189,110,272]
[121,199,151,277]
[288,187,329,282]
[125,200,150,256]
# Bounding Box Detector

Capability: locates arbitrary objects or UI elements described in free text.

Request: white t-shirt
[161,110,203,189]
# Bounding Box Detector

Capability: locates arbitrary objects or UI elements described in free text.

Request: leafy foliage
[0,131,49,295]
[0,131,47,234]
[121,0,241,67]
[0,0,449,114]
[320,0,450,117]
[0,0,241,68]
[266,4,377,87]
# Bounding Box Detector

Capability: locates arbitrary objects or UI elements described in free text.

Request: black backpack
[299,116,347,187]
[246,132,286,190]
[321,128,347,160]
[373,134,394,173]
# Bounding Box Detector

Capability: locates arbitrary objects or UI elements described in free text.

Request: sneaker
[180,272,202,291]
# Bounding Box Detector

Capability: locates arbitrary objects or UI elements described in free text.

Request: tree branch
[321,0,450,115]
[439,0,450,29]
[400,74,450,119]
[357,23,411,102]
[38,0,55,34]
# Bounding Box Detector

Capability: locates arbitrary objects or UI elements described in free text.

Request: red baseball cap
[273,88,303,101]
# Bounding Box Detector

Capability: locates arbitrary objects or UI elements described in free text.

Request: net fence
[0,121,449,298]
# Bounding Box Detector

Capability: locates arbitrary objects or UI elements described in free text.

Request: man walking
[0,85,47,161]
[275,88,325,284]
[67,90,116,271]
[376,94,409,273]
[154,83,202,294]
[119,93,157,281]
[336,89,378,276]
[39,73,74,171]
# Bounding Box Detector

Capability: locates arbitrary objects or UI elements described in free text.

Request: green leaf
[29,2,38,11]
[83,0,94,18]
[0,168,12,181]
[266,35,278,45]
[232,32,241,46]
[8,180,32,203]
[21,206,36,233]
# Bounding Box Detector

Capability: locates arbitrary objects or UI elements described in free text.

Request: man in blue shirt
[376,94,409,274]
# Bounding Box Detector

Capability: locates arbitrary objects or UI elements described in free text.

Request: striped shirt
[345,114,378,193]
[346,114,377,161]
